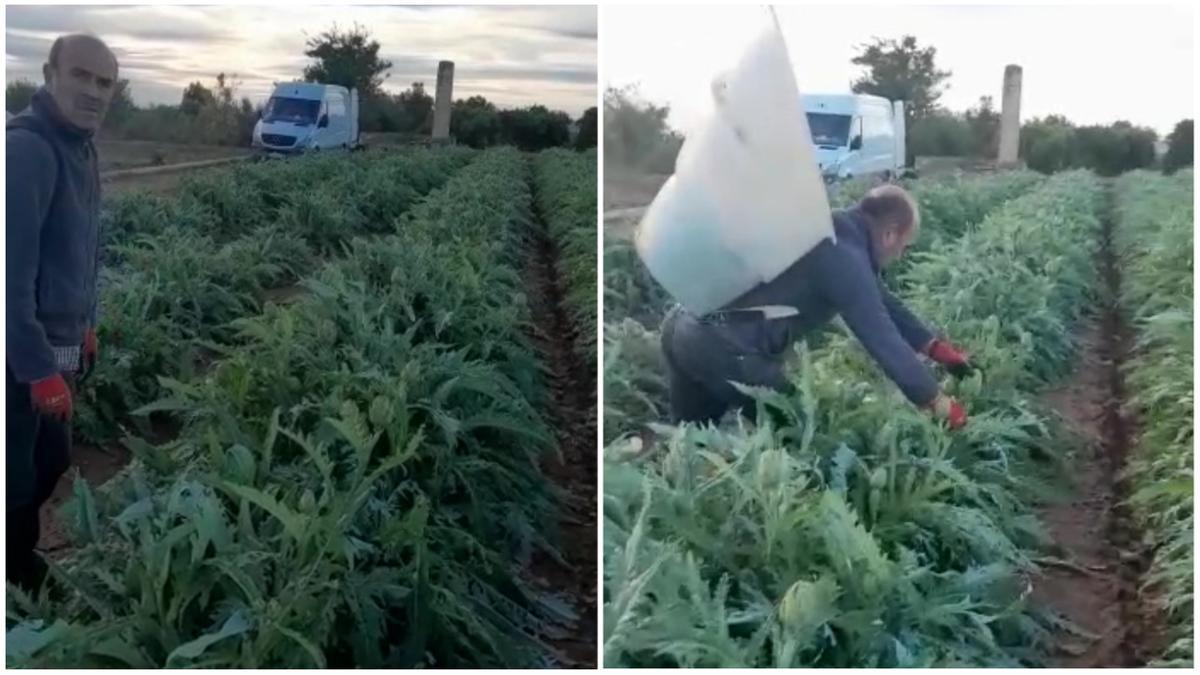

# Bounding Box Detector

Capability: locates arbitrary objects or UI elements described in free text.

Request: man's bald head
[49,34,118,71]
[858,183,921,267]
[859,183,920,236]
[42,33,119,132]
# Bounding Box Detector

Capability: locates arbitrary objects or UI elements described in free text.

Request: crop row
[77,149,474,443]
[1114,169,1194,667]
[101,148,474,251]
[532,148,599,374]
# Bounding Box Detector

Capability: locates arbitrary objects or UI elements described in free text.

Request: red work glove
[30,374,73,422]
[80,328,99,379]
[925,338,975,378]
[927,394,967,430]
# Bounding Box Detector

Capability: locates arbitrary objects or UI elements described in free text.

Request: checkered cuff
[53,345,81,373]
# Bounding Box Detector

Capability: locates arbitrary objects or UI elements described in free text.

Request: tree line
[6,23,597,152]
[7,72,258,147]
[605,35,1192,176]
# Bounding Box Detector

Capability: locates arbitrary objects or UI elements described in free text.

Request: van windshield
[263,97,320,125]
[806,112,851,147]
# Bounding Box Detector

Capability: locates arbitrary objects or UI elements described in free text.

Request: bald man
[7,34,118,591]
[661,184,975,429]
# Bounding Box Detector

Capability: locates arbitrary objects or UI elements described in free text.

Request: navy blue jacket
[721,207,940,406]
[6,88,102,383]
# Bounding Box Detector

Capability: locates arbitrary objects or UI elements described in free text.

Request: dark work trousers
[6,367,72,591]
[660,306,791,427]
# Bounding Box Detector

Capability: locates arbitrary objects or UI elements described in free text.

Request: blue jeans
[660,306,789,426]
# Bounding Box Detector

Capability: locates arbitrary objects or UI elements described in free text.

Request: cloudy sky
[6,4,597,116]
[605,4,1194,137]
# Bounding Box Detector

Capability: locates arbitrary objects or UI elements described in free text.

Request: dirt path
[1033,182,1162,666]
[520,165,598,668]
[1035,321,1126,665]
[96,139,249,173]
[604,170,668,211]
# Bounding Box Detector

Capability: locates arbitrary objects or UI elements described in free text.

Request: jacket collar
[30,87,95,143]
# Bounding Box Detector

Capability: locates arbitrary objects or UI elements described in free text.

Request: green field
[8,146,598,669]
[602,169,1193,667]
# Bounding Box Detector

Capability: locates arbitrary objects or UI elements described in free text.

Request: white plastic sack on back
[635,9,833,315]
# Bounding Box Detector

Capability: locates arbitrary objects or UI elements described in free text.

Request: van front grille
[262,134,297,147]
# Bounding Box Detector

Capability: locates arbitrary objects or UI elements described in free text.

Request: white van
[252,82,360,156]
[802,93,907,181]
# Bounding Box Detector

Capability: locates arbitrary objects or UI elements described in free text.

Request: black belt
[702,306,800,326]
[702,310,763,326]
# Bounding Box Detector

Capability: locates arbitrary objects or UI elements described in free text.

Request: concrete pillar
[998,64,1022,166]
[433,60,454,139]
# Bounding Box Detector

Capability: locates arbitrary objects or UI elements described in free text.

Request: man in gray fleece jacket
[662,185,974,429]
[7,34,118,591]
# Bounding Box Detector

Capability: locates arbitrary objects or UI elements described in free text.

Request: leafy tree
[102,79,136,129]
[908,110,972,157]
[1020,116,1156,176]
[361,83,434,134]
[213,73,238,107]
[576,106,597,150]
[237,96,258,143]
[450,95,501,148]
[395,82,434,133]
[851,35,951,164]
[181,81,216,116]
[1020,116,1076,173]
[447,98,573,150]
[964,95,1000,158]
[908,99,997,159]
[499,105,571,151]
[114,75,257,146]
[603,85,682,172]
[361,94,396,132]
[302,23,392,96]
[1074,122,1156,176]
[851,35,951,120]
[1163,118,1193,174]
[5,78,38,114]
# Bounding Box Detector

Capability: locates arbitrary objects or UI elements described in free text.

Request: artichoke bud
[299,488,317,513]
